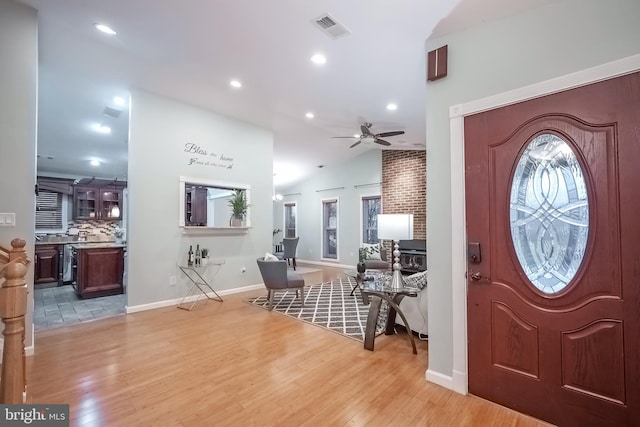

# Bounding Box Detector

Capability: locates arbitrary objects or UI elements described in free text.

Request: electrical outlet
[240,267,246,275]
[169,276,176,286]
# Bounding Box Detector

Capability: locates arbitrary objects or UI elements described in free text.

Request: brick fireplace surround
[380,150,426,261]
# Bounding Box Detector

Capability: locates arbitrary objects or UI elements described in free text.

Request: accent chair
[256,257,305,310]
[275,237,299,270]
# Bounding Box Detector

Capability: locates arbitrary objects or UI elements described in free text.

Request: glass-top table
[358,271,418,354]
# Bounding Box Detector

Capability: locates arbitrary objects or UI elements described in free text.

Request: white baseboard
[426,369,454,390]
[126,283,266,314]
[297,259,353,269]
[425,368,468,395]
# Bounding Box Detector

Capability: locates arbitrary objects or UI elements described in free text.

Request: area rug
[246,277,385,342]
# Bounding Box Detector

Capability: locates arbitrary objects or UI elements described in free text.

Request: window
[362,195,381,244]
[284,202,297,238]
[322,199,338,259]
[36,190,63,229]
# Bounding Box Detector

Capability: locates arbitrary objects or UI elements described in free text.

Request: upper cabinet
[185,185,208,226]
[73,179,126,220]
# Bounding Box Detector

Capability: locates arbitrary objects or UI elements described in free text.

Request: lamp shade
[377,214,414,240]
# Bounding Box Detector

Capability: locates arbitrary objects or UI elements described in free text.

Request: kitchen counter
[69,242,127,250]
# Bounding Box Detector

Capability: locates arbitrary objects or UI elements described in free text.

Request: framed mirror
[179,176,251,228]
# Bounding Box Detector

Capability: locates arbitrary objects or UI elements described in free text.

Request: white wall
[425,0,640,388]
[0,0,37,351]
[127,90,273,307]
[277,149,381,267]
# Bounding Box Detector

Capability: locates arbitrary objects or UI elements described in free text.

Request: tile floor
[34,284,126,331]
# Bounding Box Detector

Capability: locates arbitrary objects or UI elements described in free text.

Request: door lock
[470,271,483,281]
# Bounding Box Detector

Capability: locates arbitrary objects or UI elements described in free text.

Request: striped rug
[246,277,385,342]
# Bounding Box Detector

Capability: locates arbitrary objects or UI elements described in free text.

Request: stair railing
[0,238,29,403]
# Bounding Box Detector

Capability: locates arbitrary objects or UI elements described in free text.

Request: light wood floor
[26,266,549,426]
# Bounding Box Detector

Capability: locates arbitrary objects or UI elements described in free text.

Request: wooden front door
[464,72,640,426]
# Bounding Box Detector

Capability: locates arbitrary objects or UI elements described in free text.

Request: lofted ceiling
[19,0,561,189]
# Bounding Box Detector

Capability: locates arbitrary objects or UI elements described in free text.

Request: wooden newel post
[0,238,29,404]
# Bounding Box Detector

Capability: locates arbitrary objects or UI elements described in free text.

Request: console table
[177,258,225,310]
[360,273,418,354]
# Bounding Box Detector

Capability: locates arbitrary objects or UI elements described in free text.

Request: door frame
[431,53,640,395]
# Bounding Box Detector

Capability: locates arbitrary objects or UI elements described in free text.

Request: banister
[0,238,30,404]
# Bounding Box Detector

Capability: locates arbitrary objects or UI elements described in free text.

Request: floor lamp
[377,214,414,290]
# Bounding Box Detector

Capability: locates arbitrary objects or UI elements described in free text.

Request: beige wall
[0,0,38,351]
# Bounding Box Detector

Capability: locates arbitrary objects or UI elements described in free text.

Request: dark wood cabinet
[72,246,124,298]
[185,185,207,226]
[73,186,124,220]
[34,244,62,284]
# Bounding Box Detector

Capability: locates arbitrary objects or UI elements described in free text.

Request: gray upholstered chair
[364,245,390,270]
[256,257,305,310]
[276,237,299,270]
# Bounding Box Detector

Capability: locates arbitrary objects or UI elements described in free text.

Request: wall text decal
[183,142,234,170]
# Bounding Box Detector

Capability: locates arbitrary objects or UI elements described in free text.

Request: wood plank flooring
[25,266,550,426]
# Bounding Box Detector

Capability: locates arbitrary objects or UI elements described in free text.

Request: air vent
[311,13,351,39]
[103,106,122,118]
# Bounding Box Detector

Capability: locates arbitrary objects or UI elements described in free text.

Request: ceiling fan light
[94,23,117,35]
[305,112,314,119]
[310,54,326,65]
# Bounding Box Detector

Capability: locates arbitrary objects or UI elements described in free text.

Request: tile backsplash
[67,220,124,237]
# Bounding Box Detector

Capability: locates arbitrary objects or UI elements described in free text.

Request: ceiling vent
[103,106,122,119]
[312,13,351,39]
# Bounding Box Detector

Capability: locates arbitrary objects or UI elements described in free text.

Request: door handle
[468,270,490,282]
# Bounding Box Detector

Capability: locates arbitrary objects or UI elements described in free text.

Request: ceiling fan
[333,122,405,148]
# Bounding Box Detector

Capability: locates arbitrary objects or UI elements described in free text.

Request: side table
[177,258,225,310]
[361,273,418,354]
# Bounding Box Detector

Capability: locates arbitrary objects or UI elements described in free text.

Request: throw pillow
[404,270,428,290]
[361,243,381,260]
[264,252,279,261]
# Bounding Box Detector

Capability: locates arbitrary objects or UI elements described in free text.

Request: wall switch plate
[0,213,15,226]
[169,276,177,286]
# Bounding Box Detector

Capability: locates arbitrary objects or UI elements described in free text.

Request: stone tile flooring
[34,285,126,331]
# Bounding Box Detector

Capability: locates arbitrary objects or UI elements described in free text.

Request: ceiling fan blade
[350,140,363,148]
[360,124,374,136]
[374,138,392,146]
[376,130,404,138]
[332,136,358,139]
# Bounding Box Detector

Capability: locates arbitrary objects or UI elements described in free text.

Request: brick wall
[381,150,426,239]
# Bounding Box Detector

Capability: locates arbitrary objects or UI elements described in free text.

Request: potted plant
[201,248,209,265]
[228,189,247,226]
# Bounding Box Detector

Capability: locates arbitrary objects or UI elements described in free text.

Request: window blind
[36,190,63,229]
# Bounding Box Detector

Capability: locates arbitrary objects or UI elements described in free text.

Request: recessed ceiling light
[113,96,126,106]
[305,112,314,119]
[310,54,327,65]
[92,123,112,134]
[386,103,398,111]
[94,23,116,36]
[230,80,242,88]
[353,134,360,138]
[90,160,101,167]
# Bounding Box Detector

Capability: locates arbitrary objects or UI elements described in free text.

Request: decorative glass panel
[510,133,589,294]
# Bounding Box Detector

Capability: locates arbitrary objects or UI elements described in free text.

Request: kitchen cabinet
[72,245,124,298]
[185,185,207,226]
[73,186,123,220]
[34,244,62,284]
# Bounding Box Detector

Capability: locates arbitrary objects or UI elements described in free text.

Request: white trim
[426,369,453,390]
[448,54,640,395]
[296,259,354,270]
[320,196,340,262]
[126,283,265,313]
[283,201,297,238]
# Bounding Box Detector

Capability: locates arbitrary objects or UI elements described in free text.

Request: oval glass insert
[509,133,589,294]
